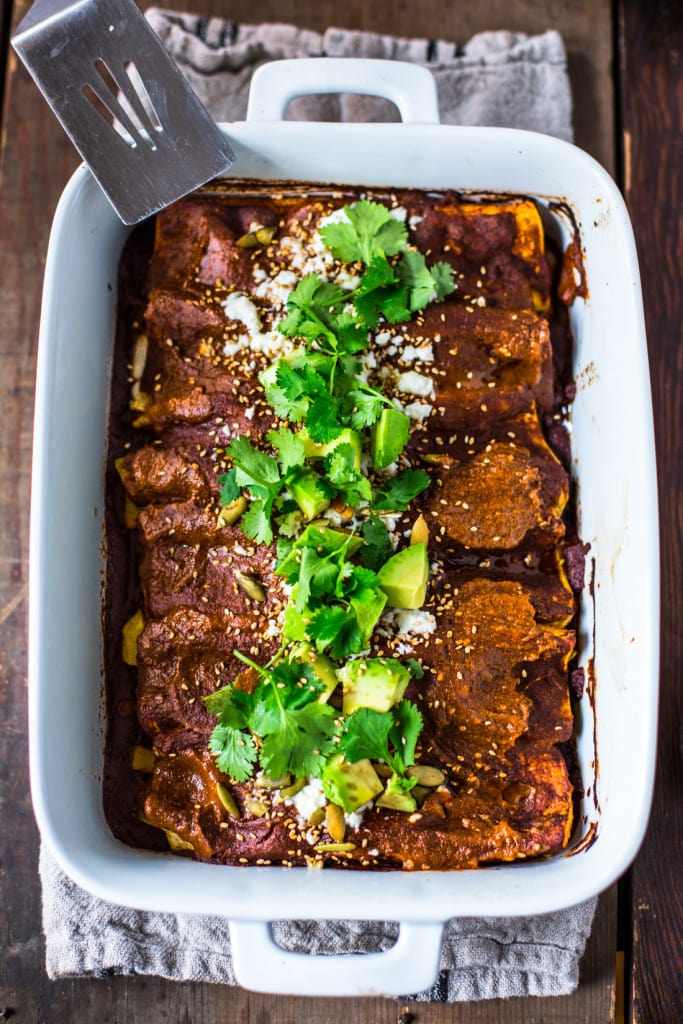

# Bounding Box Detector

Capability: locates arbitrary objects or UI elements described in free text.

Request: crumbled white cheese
[397,371,435,399]
[345,800,373,830]
[336,269,362,291]
[286,778,327,822]
[395,608,437,637]
[319,207,351,227]
[244,406,255,420]
[408,213,424,229]
[404,401,433,420]
[278,232,335,278]
[233,544,249,556]
[390,206,407,222]
[254,269,298,307]
[374,331,393,347]
[400,343,434,363]
[222,292,262,335]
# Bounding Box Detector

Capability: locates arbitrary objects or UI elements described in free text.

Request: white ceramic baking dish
[29,59,659,997]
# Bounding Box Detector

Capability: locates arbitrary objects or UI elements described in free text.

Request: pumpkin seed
[308,807,326,827]
[217,496,247,527]
[411,785,430,806]
[233,569,266,602]
[315,842,356,853]
[164,829,195,852]
[279,777,306,800]
[216,783,241,818]
[406,765,445,787]
[245,798,268,818]
[325,803,346,842]
[373,762,393,779]
[421,452,455,468]
[236,225,276,248]
[410,513,429,546]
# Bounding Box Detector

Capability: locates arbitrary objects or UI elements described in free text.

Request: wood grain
[618,1,683,1022]
[0,0,619,1020]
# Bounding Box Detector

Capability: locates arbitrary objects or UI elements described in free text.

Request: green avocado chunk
[322,754,384,812]
[376,773,418,812]
[371,407,411,470]
[288,469,331,520]
[377,542,429,609]
[300,428,362,468]
[339,657,411,715]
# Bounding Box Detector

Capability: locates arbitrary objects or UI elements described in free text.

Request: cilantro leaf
[258,702,340,779]
[339,699,423,775]
[346,389,385,430]
[372,469,431,511]
[349,586,387,640]
[353,257,411,330]
[267,427,306,473]
[204,686,258,782]
[218,468,240,505]
[358,516,394,570]
[240,499,274,545]
[339,705,393,764]
[320,201,408,266]
[429,261,456,300]
[227,435,280,491]
[305,393,344,443]
[397,250,455,311]
[406,658,425,680]
[389,699,423,769]
[208,724,258,781]
[308,605,364,659]
[279,275,348,344]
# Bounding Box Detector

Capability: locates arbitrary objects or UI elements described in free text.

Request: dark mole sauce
[103,184,585,870]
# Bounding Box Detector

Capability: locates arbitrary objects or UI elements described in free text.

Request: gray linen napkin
[40,15,592,999]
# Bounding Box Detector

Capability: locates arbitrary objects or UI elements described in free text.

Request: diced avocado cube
[371,407,411,470]
[291,642,339,702]
[376,774,417,812]
[340,658,411,715]
[377,542,429,609]
[299,428,362,469]
[322,755,384,813]
[288,470,331,520]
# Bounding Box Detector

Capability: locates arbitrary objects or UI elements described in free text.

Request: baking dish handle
[229,919,444,996]
[245,57,440,125]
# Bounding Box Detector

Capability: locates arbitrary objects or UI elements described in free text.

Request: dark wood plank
[0,1,617,1021]
[617,1,683,1022]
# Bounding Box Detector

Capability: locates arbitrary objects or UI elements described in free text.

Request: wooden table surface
[0,1,680,1021]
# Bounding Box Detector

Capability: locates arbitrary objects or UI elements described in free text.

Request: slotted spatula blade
[12,0,235,224]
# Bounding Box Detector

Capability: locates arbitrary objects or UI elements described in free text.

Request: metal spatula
[12,0,235,224]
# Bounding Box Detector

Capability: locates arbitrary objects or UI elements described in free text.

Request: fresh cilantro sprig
[218,429,313,545]
[275,524,387,659]
[319,200,408,264]
[371,468,431,511]
[267,200,454,440]
[339,699,423,783]
[204,651,341,783]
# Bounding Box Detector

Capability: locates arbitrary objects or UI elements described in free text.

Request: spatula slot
[92,57,159,150]
[81,81,138,149]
